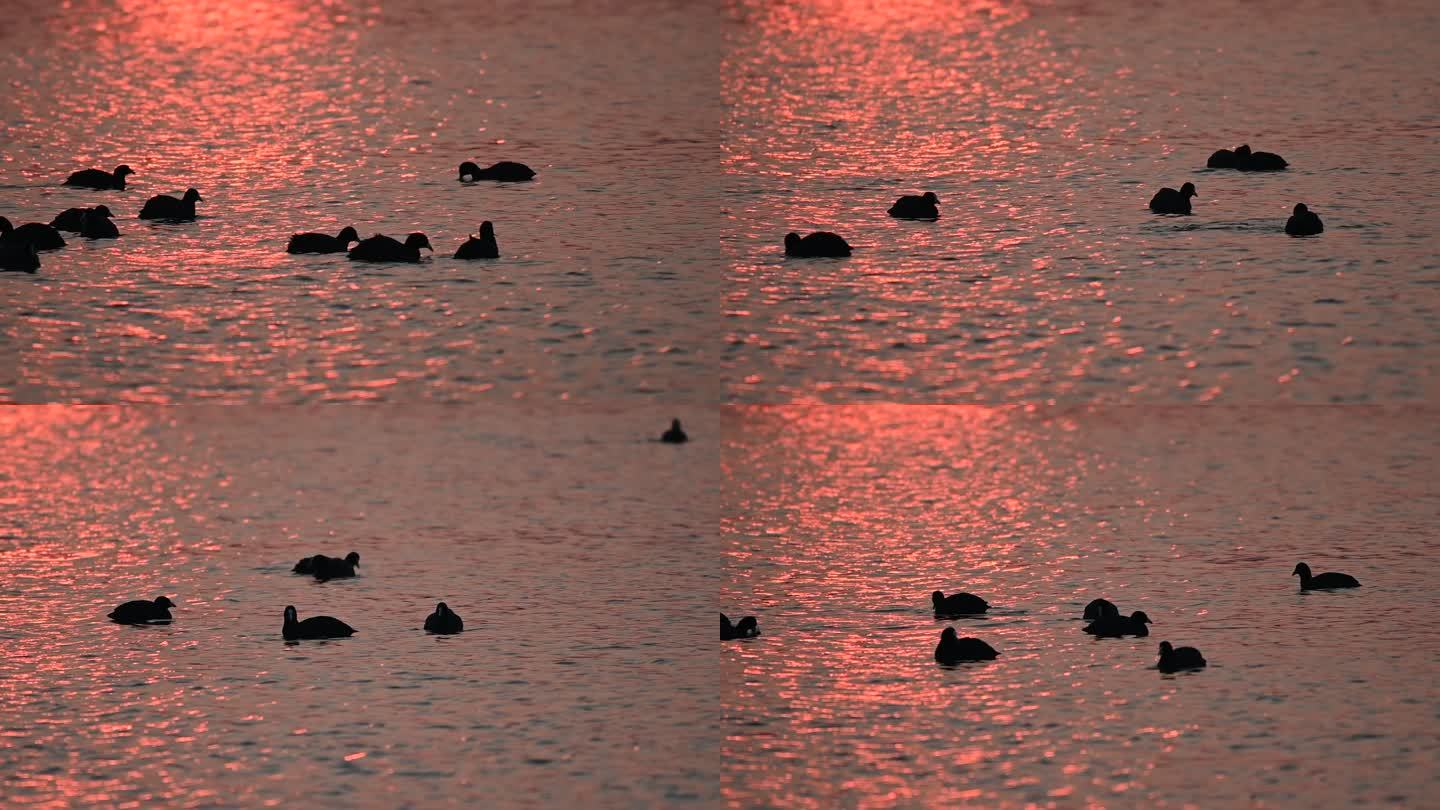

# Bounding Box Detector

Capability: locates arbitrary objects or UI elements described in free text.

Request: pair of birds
[52,205,120,239]
[292,551,360,580]
[1148,182,1323,235]
[104,596,461,637]
[935,629,1203,673]
[1,217,63,272]
[287,223,500,262]
[783,190,940,258]
[1082,599,1152,637]
[61,163,204,219]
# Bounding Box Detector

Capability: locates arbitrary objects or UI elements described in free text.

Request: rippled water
[723,0,1440,402]
[0,406,717,807]
[721,405,1440,807]
[1,0,720,402]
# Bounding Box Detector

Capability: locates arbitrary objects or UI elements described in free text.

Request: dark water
[722,0,1440,402]
[1,0,721,402]
[0,406,717,807]
[721,405,1440,807]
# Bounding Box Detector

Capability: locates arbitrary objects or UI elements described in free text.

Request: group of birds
[723,561,1361,674]
[106,548,463,639]
[1,159,535,273]
[780,143,1323,258]
[106,419,688,637]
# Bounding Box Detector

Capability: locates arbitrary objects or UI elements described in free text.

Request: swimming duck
[458,161,536,182]
[312,551,360,581]
[287,226,359,254]
[424,602,464,634]
[1292,562,1359,589]
[934,627,998,663]
[292,551,359,575]
[80,208,120,239]
[64,164,134,189]
[138,188,202,220]
[1149,182,1197,215]
[1156,640,1206,672]
[888,191,940,219]
[932,590,990,616]
[784,231,852,257]
[0,218,66,250]
[1083,610,1152,637]
[1285,204,1324,236]
[0,239,39,273]
[661,418,688,443]
[51,205,113,232]
[721,613,761,640]
[1208,144,1287,171]
[348,233,432,263]
[1083,598,1120,620]
[453,221,499,259]
[108,596,175,624]
[282,605,355,640]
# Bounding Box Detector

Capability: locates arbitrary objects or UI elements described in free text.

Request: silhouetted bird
[80,208,120,239]
[282,605,355,640]
[108,596,175,624]
[292,551,360,576]
[312,551,360,581]
[1292,562,1359,590]
[64,164,134,189]
[0,239,39,273]
[1084,610,1152,637]
[888,191,940,219]
[453,221,500,259]
[424,602,464,634]
[721,613,760,640]
[1149,182,1197,215]
[348,233,432,263]
[138,188,202,220]
[784,231,851,257]
[52,205,113,232]
[1157,640,1206,672]
[0,218,65,250]
[1083,598,1120,620]
[287,226,359,254]
[661,418,688,443]
[457,161,535,182]
[1208,144,1287,171]
[934,627,998,663]
[1285,204,1324,236]
[932,590,990,615]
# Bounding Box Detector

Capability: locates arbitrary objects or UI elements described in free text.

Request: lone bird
[1285,204,1324,236]
[1292,562,1359,590]
[887,191,940,219]
[64,164,135,189]
[292,551,360,577]
[1156,640,1206,672]
[424,602,464,634]
[108,596,175,624]
[80,208,120,239]
[784,231,852,257]
[1083,598,1119,620]
[721,613,760,640]
[287,226,359,254]
[282,605,355,640]
[453,221,500,259]
[348,233,432,263]
[51,205,113,232]
[1149,182,1197,215]
[661,418,688,443]
[1084,610,1152,638]
[0,218,66,250]
[138,188,202,220]
[1207,144,1287,171]
[934,627,998,664]
[0,239,39,273]
[457,161,535,182]
[932,590,990,616]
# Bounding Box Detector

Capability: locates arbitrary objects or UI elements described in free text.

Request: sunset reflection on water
[722,404,1440,807]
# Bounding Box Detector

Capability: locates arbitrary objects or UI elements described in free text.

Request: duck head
[114,165,135,179]
[93,205,114,218]
[784,232,801,252]
[922,191,939,203]
[344,551,360,567]
[0,217,12,233]
[1180,182,1197,198]
[479,221,495,239]
[338,226,360,244]
[182,188,203,203]
[458,161,481,181]
[1131,610,1152,624]
[1292,562,1311,578]
[1158,641,1174,656]
[940,626,958,642]
[155,596,176,609]
[1292,203,1309,216]
[435,602,450,615]
[736,616,760,636]
[284,605,298,623]
[1234,145,1252,158]
[405,233,433,252]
